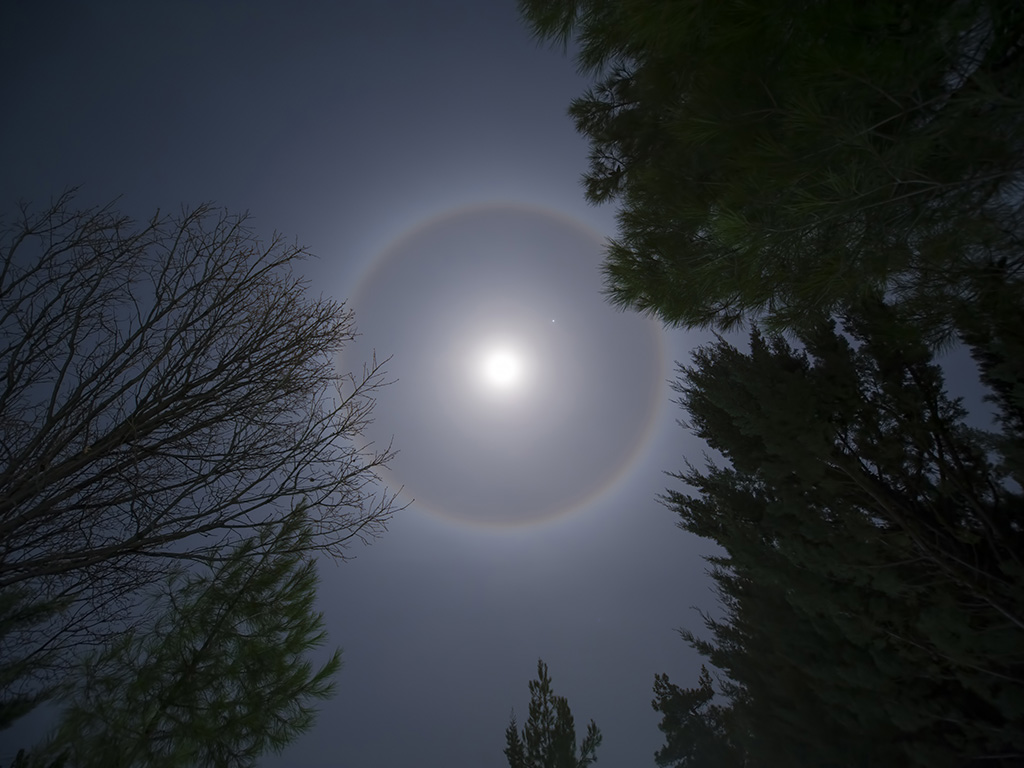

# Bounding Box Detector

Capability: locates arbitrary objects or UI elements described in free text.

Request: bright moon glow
[481,348,523,390]
[349,206,664,528]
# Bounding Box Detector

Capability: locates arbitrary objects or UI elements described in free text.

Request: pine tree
[33,507,341,768]
[658,304,1024,766]
[504,660,602,768]
[519,0,1024,337]
[0,589,71,729]
[651,666,744,768]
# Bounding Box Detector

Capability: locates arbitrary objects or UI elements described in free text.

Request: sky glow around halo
[345,203,666,529]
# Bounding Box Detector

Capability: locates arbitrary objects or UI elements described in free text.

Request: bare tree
[0,192,399,700]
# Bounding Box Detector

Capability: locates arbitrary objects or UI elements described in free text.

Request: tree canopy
[651,666,743,768]
[519,0,1024,335]
[22,508,340,768]
[0,193,396,716]
[655,307,1024,766]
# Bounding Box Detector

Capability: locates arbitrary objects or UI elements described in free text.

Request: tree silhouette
[519,0,1024,336]
[26,507,340,768]
[651,666,744,768]
[659,306,1024,765]
[0,192,398,711]
[504,660,602,768]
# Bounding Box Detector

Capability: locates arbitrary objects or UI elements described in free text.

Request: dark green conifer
[504,660,602,768]
[657,307,1024,766]
[519,0,1024,337]
[34,507,341,768]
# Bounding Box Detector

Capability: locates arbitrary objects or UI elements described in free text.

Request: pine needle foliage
[657,304,1024,766]
[34,507,341,768]
[504,660,602,768]
[519,0,1024,337]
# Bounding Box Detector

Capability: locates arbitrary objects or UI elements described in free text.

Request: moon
[479,346,525,392]
[345,204,665,528]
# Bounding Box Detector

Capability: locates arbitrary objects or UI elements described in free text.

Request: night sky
[0,3,721,766]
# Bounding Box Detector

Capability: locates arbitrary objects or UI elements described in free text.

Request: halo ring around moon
[344,203,666,530]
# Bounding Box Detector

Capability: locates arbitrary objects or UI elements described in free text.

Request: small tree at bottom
[504,659,602,768]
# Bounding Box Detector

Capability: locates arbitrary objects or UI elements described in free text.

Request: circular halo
[344,203,666,529]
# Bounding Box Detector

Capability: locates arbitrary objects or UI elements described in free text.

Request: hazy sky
[0,3,720,765]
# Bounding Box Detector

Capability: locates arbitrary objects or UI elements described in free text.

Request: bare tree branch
[0,192,401,700]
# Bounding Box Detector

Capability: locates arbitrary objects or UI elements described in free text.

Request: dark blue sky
[1,2,722,766]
